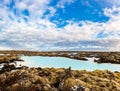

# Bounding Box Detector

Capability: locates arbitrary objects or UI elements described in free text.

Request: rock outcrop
[0,67,120,91]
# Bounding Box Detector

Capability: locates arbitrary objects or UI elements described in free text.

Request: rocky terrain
[0,50,120,91]
[0,50,120,64]
[0,54,23,64]
[94,52,120,64]
[0,66,120,91]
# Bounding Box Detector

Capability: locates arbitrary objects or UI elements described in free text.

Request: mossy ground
[0,67,120,91]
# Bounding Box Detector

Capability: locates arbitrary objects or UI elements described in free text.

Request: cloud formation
[0,0,120,51]
[56,0,74,8]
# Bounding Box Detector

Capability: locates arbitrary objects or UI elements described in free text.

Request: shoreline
[0,50,120,64]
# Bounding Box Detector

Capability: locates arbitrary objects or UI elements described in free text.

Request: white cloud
[16,2,27,10]
[104,6,120,18]
[106,0,120,6]
[0,46,12,50]
[0,0,120,51]
[56,0,74,8]
[14,0,51,19]
[94,0,120,7]
[103,6,120,37]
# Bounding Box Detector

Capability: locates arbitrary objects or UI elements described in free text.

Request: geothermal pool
[20,56,120,71]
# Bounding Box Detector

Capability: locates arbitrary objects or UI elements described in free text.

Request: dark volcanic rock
[94,52,120,64]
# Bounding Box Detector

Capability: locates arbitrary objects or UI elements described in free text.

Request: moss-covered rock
[0,67,120,91]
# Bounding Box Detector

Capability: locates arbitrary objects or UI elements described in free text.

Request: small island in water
[0,50,120,91]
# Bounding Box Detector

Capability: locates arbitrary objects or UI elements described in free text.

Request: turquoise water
[20,56,120,71]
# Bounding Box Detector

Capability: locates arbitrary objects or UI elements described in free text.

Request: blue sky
[0,0,120,51]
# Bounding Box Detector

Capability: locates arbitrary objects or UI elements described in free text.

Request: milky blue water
[20,56,120,71]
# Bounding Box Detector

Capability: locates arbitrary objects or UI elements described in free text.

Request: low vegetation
[0,66,120,91]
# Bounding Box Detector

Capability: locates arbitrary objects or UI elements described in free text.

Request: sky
[0,0,120,51]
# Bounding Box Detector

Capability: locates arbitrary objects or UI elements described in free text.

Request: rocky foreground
[0,66,120,91]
